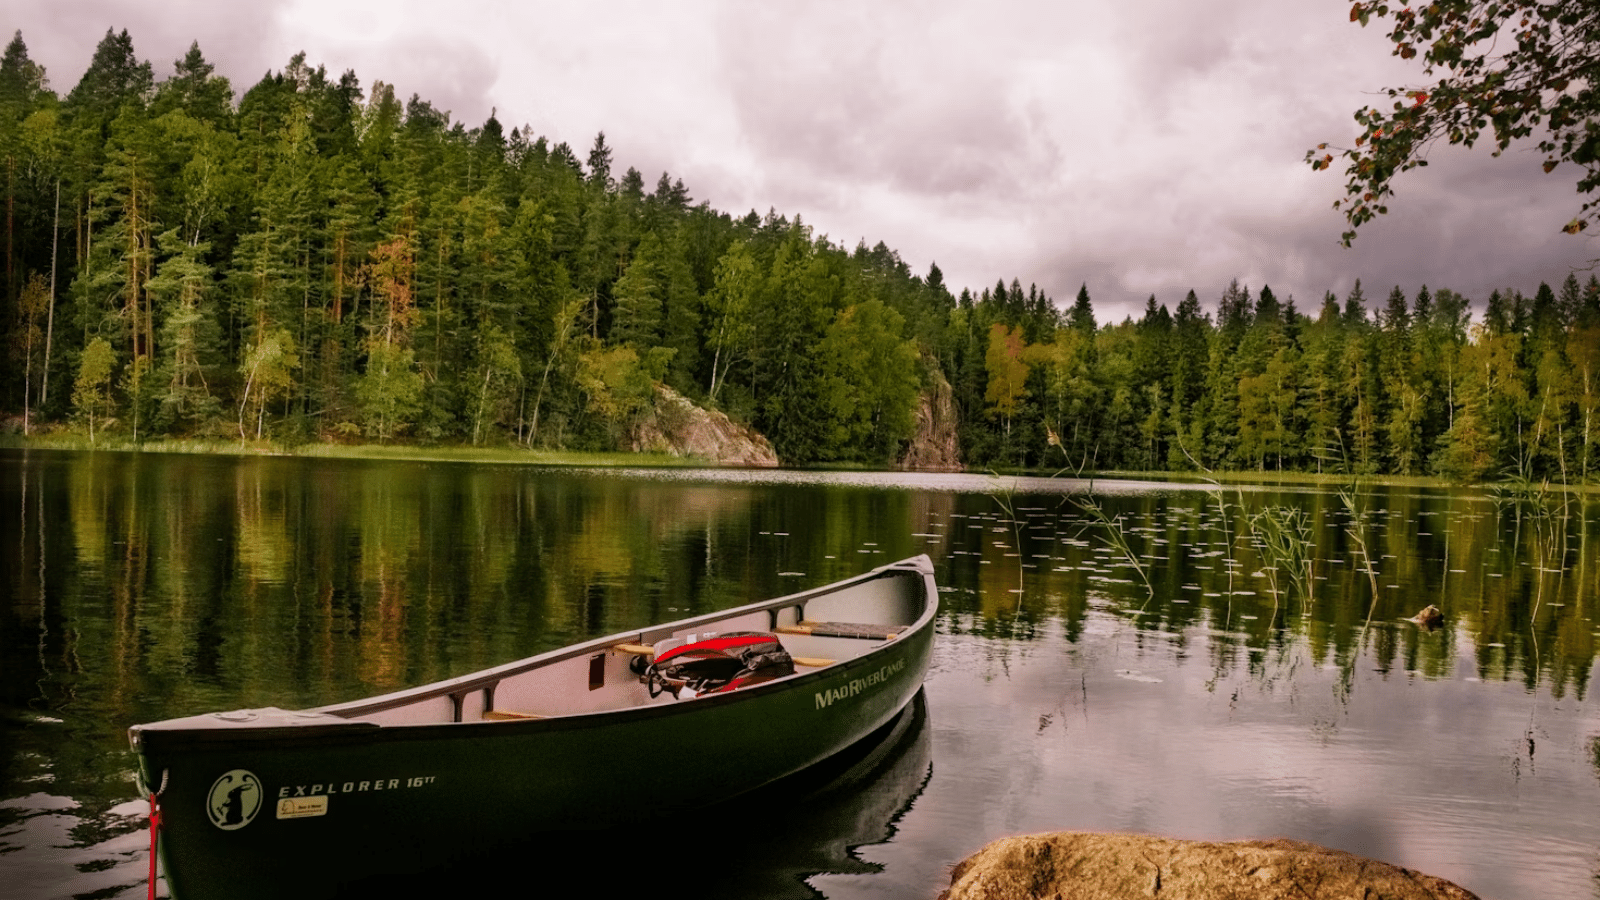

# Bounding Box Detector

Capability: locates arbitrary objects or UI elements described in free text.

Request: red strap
[656,634,777,663]
[147,792,163,900]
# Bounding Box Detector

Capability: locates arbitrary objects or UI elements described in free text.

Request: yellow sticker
[276,795,329,820]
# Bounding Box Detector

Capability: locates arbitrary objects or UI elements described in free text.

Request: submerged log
[939,832,1479,900]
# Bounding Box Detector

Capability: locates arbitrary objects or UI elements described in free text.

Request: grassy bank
[0,431,697,469]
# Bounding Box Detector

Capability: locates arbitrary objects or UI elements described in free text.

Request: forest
[2,28,1599,482]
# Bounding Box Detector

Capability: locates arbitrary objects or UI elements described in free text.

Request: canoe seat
[792,656,836,667]
[777,621,907,641]
[483,710,547,721]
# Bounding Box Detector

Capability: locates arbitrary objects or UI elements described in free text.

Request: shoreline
[5,432,1598,493]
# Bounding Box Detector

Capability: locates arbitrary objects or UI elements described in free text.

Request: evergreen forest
[3,29,1599,482]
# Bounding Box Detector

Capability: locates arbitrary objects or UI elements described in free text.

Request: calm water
[3,449,1599,899]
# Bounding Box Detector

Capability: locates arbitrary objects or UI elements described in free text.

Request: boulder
[940,832,1479,900]
[629,385,779,467]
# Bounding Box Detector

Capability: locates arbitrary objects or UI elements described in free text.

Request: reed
[1339,483,1384,640]
[1075,493,1155,601]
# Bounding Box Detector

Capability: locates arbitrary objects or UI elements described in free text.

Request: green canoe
[129,555,938,899]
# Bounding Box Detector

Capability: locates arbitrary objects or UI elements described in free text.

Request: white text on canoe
[277,775,436,798]
[815,660,906,709]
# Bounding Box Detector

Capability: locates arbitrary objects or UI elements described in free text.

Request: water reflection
[346,691,933,900]
[3,450,1599,899]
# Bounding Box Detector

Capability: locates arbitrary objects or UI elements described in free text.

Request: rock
[898,368,962,472]
[629,384,779,467]
[939,832,1480,900]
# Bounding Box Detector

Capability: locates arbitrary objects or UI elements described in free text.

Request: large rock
[629,384,779,467]
[940,832,1479,900]
[898,369,962,472]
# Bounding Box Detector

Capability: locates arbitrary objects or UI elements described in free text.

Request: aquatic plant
[1339,482,1384,640]
[1247,503,1316,620]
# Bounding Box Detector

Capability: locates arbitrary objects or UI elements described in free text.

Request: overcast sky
[14,0,1600,323]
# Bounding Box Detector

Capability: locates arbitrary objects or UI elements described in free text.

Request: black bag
[644,632,795,698]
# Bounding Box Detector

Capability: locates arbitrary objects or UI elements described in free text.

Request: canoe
[129,555,939,899]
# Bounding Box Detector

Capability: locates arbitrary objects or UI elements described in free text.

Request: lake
[2,449,1598,899]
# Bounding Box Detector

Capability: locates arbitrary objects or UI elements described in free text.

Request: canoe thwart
[611,643,655,656]
[482,710,547,721]
[792,657,836,668]
[777,621,908,641]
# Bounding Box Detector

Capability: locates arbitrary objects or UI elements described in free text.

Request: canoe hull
[133,558,936,899]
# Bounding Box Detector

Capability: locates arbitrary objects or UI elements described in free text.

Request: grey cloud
[714,5,1044,203]
[11,0,288,95]
[327,34,499,127]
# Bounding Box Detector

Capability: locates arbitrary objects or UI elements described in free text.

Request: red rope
[147,792,163,900]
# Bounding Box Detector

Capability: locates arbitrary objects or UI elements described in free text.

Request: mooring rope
[147,769,169,900]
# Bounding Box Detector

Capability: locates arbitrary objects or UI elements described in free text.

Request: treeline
[0,30,956,463]
[2,30,1598,480]
[959,277,1600,482]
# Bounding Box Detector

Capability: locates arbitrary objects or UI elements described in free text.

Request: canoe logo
[206,769,263,830]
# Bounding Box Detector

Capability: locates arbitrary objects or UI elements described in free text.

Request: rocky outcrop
[898,369,961,472]
[940,832,1479,900]
[629,384,779,467]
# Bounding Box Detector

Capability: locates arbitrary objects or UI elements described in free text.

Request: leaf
[1544,160,1558,173]
[1564,218,1586,234]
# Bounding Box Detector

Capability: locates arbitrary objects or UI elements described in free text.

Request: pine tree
[1069,282,1095,334]
[609,230,663,349]
[146,230,221,433]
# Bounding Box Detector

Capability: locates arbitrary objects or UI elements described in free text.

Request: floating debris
[1410,605,1443,630]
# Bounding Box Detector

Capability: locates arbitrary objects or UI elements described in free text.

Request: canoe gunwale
[314,554,934,721]
[131,555,937,752]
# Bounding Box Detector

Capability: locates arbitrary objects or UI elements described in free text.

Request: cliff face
[898,370,962,472]
[630,385,779,467]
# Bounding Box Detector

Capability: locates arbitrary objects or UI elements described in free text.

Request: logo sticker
[206,769,263,830]
[277,795,329,820]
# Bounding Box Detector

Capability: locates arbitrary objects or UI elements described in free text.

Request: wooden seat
[792,657,836,667]
[776,621,907,641]
[483,710,546,721]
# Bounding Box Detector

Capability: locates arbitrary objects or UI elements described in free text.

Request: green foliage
[984,323,1030,425]
[73,336,116,442]
[575,344,655,437]
[239,328,297,440]
[1316,0,1600,241]
[816,299,920,462]
[355,341,422,442]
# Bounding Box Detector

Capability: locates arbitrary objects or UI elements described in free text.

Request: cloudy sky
[14,0,1600,322]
